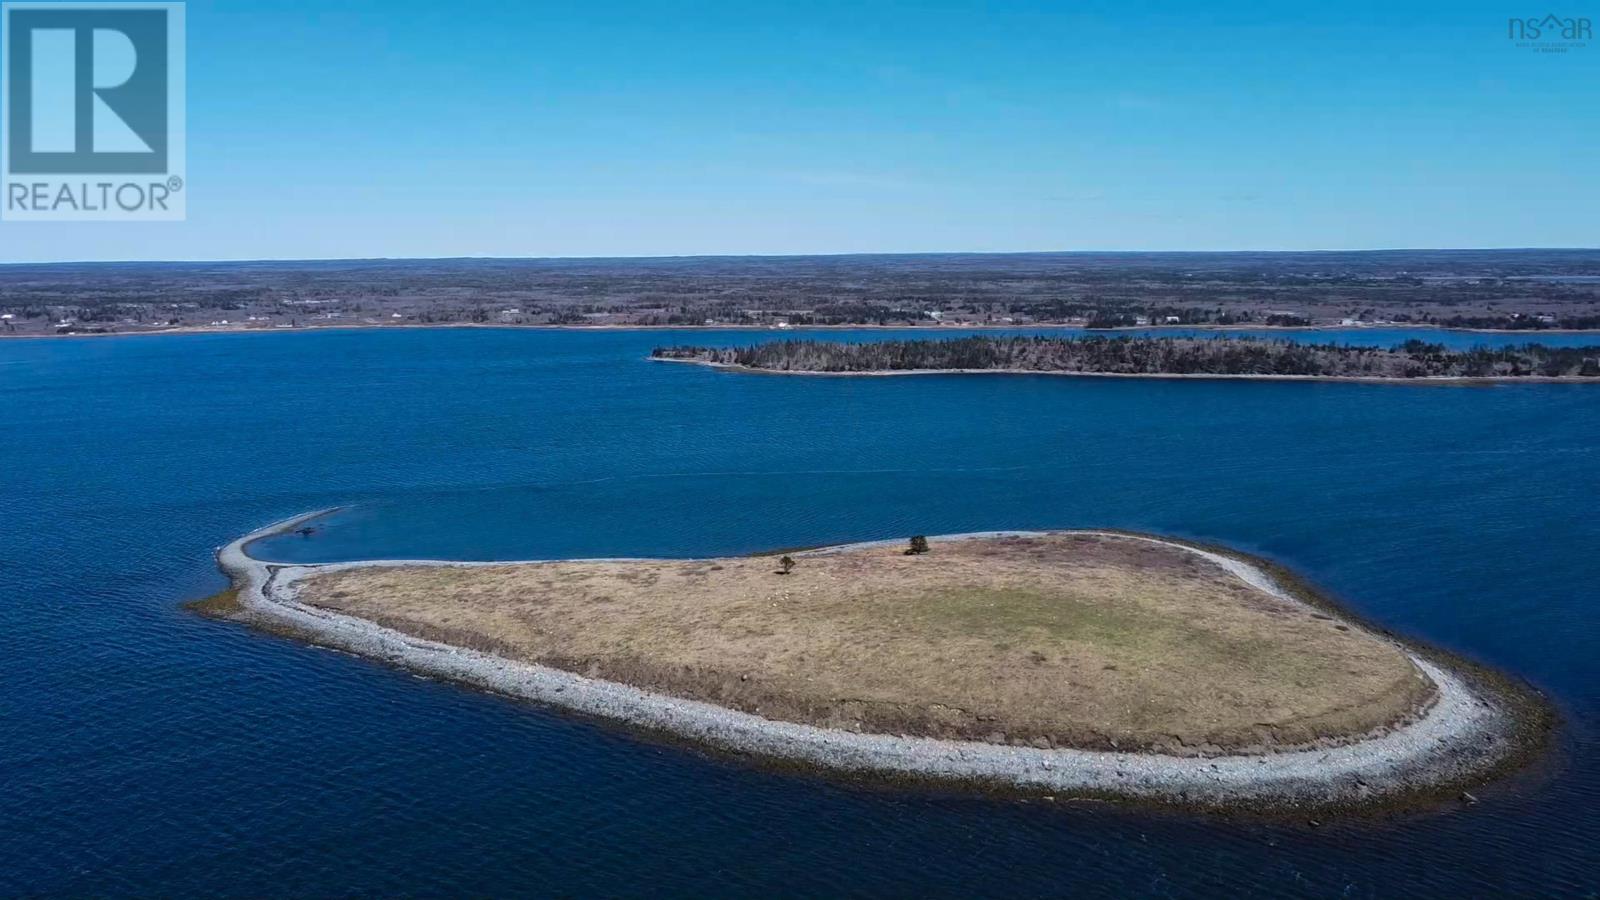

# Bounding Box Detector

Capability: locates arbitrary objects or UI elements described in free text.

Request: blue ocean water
[1,327,1597,897]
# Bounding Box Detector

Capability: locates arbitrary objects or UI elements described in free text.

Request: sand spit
[215,513,1539,813]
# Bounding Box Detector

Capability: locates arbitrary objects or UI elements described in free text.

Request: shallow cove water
[2,327,1597,896]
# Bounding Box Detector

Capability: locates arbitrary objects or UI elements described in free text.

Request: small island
[653,336,1600,381]
[208,514,1549,814]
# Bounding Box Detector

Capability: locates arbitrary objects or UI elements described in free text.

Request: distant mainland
[654,336,1600,382]
[8,250,1600,336]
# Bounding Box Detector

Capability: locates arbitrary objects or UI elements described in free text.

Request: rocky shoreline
[210,512,1548,814]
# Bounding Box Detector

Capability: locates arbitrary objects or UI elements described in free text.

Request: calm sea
[2,327,1597,897]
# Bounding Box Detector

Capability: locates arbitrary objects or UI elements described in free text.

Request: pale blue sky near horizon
[1,0,1596,263]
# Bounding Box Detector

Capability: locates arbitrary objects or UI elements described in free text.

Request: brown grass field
[298,533,1434,754]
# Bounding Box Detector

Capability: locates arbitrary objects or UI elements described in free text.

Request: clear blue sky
[3,0,1596,262]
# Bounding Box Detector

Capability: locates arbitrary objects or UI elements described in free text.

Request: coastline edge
[207,512,1553,816]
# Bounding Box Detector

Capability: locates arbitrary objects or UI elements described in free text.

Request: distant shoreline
[9,320,1600,340]
[651,356,1600,385]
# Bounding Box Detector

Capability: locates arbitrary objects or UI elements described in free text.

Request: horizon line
[3,245,1599,268]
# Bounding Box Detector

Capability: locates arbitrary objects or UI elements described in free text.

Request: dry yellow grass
[299,533,1433,754]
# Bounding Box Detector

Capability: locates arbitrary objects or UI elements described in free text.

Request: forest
[654,337,1600,378]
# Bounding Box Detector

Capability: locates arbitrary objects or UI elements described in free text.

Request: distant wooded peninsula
[653,336,1600,379]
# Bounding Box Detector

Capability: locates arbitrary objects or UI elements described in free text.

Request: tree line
[653,336,1600,378]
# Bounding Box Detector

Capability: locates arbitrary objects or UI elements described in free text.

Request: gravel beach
[215,512,1534,812]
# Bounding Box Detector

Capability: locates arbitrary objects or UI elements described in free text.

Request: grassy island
[653,336,1600,380]
[212,514,1548,812]
[297,533,1430,754]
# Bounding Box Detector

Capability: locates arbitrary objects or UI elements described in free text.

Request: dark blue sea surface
[1,327,1597,897]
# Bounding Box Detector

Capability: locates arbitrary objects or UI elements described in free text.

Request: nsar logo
[1507,12,1592,52]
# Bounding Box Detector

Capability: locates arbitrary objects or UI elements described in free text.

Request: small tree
[906,535,930,555]
[778,555,795,575]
